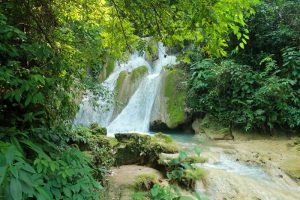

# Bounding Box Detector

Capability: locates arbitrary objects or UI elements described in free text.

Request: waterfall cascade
[74,42,177,136]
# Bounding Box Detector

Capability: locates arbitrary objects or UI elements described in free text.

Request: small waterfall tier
[74,42,177,136]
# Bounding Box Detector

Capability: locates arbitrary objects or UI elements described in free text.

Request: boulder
[150,68,187,130]
[114,133,179,166]
[113,66,148,119]
[192,115,234,140]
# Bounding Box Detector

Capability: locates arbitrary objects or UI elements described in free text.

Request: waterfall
[107,43,177,136]
[74,52,151,127]
[74,42,177,136]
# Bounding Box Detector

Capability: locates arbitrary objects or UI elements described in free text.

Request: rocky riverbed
[178,134,300,200]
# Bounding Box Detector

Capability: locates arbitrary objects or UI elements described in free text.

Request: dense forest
[0,0,299,199]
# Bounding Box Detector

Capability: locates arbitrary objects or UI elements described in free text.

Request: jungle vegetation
[0,0,299,199]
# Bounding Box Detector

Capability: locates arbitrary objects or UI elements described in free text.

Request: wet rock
[114,133,179,166]
[150,68,188,130]
[103,165,165,200]
[113,66,149,119]
[191,115,234,140]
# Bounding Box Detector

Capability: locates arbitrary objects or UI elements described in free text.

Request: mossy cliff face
[113,66,148,119]
[98,56,116,82]
[151,67,187,130]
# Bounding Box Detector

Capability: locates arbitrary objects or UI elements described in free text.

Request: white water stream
[74,52,151,127]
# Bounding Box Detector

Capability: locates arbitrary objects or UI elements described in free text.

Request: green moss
[131,173,160,191]
[92,134,118,148]
[150,133,179,153]
[185,155,208,164]
[180,168,205,189]
[114,133,152,165]
[89,122,107,135]
[115,70,128,96]
[164,69,187,128]
[158,153,207,166]
[184,168,205,180]
[114,133,180,166]
[145,39,158,61]
[130,66,148,83]
[106,57,115,77]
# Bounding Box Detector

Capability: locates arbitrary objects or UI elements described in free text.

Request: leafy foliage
[188,49,300,131]
[132,184,207,200]
[0,131,101,200]
[111,0,259,57]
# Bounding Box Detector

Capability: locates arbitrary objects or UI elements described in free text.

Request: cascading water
[107,43,177,136]
[74,42,177,136]
[74,52,151,127]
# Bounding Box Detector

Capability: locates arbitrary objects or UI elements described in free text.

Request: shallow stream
[167,132,300,200]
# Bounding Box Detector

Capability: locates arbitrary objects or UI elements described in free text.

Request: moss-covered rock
[181,168,205,189]
[192,115,234,140]
[157,152,206,190]
[113,66,149,119]
[114,133,179,166]
[150,68,188,130]
[114,133,152,165]
[89,122,107,135]
[164,69,187,128]
[131,173,160,191]
[99,57,116,81]
[130,66,148,83]
[145,39,158,62]
[150,133,179,153]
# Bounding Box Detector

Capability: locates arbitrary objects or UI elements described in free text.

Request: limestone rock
[113,66,148,119]
[192,116,234,140]
[114,132,179,166]
[98,57,115,82]
[150,68,187,130]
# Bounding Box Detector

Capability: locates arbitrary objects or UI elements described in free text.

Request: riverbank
[182,133,300,200]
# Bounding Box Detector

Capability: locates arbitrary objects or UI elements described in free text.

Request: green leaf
[36,187,52,200]
[5,145,15,164]
[239,43,244,49]
[0,166,7,184]
[19,170,34,187]
[150,185,159,196]
[10,178,22,200]
[131,192,145,199]
[63,187,72,197]
[179,151,188,161]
